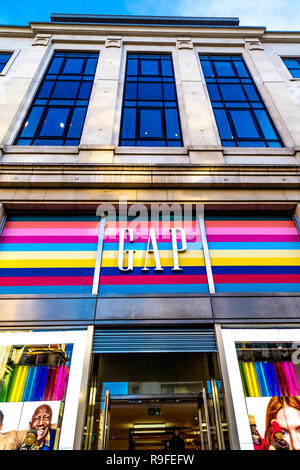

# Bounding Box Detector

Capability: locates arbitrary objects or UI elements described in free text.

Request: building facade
[0,13,300,450]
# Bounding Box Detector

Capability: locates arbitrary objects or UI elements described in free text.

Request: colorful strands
[206,215,300,293]
[0,365,70,402]
[239,362,300,397]
[0,216,99,294]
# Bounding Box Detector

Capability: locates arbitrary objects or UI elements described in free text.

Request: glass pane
[38,81,55,99]
[19,107,45,138]
[140,60,159,75]
[78,82,93,99]
[121,108,136,138]
[39,107,70,137]
[127,59,138,75]
[267,141,282,147]
[207,84,221,100]
[139,109,163,138]
[220,84,246,101]
[138,83,162,100]
[52,81,80,99]
[137,140,165,147]
[84,58,98,75]
[201,60,214,77]
[214,109,233,139]
[230,110,260,138]
[33,139,64,145]
[254,110,278,140]
[283,59,300,68]
[237,141,266,147]
[244,84,260,101]
[161,60,173,76]
[215,61,236,77]
[165,108,181,139]
[124,82,137,100]
[67,107,87,139]
[48,57,64,74]
[234,61,249,78]
[163,83,176,100]
[0,53,12,64]
[62,58,84,74]
[291,69,300,78]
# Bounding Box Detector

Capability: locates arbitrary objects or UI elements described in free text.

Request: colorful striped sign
[239,361,300,397]
[0,216,99,294]
[206,216,300,293]
[98,220,209,295]
[1,215,300,295]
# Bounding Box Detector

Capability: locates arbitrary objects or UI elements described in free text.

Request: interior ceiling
[109,401,199,433]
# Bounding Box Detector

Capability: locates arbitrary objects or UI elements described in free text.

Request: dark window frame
[14,51,99,146]
[119,53,183,147]
[199,54,283,148]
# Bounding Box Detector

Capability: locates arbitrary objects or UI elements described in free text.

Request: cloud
[125,0,300,31]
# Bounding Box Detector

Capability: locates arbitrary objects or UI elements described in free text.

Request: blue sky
[0,0,299,31]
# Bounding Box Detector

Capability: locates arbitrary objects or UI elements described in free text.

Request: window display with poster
[0,330,89,450]
[221,329,300,450]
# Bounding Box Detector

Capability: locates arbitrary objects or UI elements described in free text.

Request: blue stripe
[212,266,300,274]
[98,284,209,295]
[0,243,98,252]
[0,285,93,294]
[100,266,207,276]
[208,242,300,250]
[0,268,94,277]
[215,283,300,292]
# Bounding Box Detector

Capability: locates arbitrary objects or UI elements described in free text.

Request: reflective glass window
[15,51,99,146]
[0,52,12,73]
[282,57,300,78]
[200,55,283,147]
[119,53,182,147]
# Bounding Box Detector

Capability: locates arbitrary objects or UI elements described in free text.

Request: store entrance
[101,385,223,451]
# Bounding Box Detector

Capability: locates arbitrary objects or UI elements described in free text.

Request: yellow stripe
[0,259,96,268]
[0,251,97,260]
[211,257,300,266]
[248,363,261,397]
[243,363,255,397]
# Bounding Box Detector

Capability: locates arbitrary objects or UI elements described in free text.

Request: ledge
[115,146,189,155]
[4,145,79,154]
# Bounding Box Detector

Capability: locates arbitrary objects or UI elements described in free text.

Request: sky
[0,0,299,31]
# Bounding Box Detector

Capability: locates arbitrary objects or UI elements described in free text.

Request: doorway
[83,351,229,450]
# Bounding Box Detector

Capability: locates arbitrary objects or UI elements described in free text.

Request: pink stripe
[287,362,300,395]
[103,234,201,243]
[206,227,298,235]
[2,228,98,236]
[0,236,98,244]
[282,362,296,395]
[0,277,94,286]
[54,367,64,401]
[100,274,208,285]
[207,235,300,242]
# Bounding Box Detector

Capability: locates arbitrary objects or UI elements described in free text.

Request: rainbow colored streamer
[0,365,70,403]
[239,361,300,397]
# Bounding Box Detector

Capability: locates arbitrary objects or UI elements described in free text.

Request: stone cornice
[0,163,300,188]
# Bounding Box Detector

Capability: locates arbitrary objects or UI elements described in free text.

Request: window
[0,52,12,73]
[200,55,283,148]
[14,51,99,146]
[119,54,183,147]
[282,57,300,78]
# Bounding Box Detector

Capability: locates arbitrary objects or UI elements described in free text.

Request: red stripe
[99,274,208,285]
[207,235,300,242]
[0,276,94,286]
[0,236,98,244]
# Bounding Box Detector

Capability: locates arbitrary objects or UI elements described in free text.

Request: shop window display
[0,343,73,450]
[236,342,300,450]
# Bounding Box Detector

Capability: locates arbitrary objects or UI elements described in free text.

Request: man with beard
[269,419,290,450]
[20,404,55,450]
